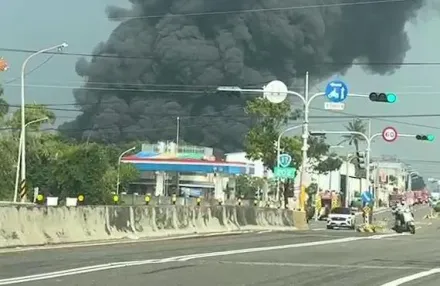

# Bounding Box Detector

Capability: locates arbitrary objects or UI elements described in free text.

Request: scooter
[394,209,416,234]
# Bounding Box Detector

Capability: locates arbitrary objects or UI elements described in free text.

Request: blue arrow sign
[361,191,372,204]
[325,80,349,103]
[278,154,292,168]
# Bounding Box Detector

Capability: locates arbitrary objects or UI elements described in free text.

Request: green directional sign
[274,167,296,179]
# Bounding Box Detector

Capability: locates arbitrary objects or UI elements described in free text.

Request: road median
[0,205,304,248]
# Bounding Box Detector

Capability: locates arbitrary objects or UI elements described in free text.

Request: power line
[3,99,440,131]
[4,82,440,96]
[108,0,412,20]
[5,101,440,127]
[0,118,343,133]
[399,159,440,165]
[2,45,439,65]
[310,106,440,130]
[4,55,55,84]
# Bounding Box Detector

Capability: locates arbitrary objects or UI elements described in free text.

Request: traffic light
[416,134,435,141]
[356,151,366,169]
[369,92,397,103]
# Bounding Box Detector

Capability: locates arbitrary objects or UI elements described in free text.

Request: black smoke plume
[60,0,425,151]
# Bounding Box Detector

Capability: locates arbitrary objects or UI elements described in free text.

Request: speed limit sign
[382,126,398,142]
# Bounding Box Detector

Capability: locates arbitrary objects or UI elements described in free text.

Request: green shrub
[433,202,440,212]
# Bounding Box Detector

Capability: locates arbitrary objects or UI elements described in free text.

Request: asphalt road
[0,205,438,286]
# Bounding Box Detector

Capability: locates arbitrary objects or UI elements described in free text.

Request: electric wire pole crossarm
[19,42,68,202]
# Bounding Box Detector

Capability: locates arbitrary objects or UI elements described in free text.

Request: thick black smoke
[60,0,425,151]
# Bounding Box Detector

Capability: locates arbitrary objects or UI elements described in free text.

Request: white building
[370,161,407,204]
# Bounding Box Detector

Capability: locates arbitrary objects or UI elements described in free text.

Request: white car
[326,207,356,230]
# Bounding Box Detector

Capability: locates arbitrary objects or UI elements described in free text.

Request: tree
[340,119,367,177]
[244,97,342,173]
[235,175,266,199]
[340,119,367,150]
[0,86,15,200]
[0,89,141,202]
[0,85,8,121]
[8,103,56,132]
[244,97,342,204]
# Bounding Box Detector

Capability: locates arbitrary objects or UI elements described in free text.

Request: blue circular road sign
[325,80,349,103]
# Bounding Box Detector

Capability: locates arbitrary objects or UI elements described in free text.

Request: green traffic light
[386,93,397,103]
[427,134,435,141]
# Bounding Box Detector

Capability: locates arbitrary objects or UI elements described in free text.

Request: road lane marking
[369,233,409,239]
[217,261,429,271]
[380,268,440,286]
[0,235,400,285]
[0,231,267,254]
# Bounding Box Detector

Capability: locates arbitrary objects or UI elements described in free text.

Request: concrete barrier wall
[0,205,305,248]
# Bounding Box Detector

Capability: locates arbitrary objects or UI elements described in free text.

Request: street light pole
[275,124,304,202]
[13,117,49,202]
[116,147,136,195]
[217,76,373,197]
[19,43,68,202]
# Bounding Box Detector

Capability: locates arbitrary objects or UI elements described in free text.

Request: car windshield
[331,207,351,214]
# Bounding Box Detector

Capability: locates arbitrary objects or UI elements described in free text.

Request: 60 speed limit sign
[382,126,398,142]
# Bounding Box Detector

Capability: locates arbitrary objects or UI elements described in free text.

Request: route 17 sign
[382,126,398,143]
[278,154,292,168]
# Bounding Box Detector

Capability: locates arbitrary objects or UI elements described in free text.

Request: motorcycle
[393,208,416,234]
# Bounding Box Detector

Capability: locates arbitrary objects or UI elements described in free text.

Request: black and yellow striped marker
[19,180,26,201]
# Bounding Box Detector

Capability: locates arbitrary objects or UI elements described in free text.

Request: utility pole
[176,117,180,194]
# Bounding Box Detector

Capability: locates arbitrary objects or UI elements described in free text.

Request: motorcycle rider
[394,200,409,227]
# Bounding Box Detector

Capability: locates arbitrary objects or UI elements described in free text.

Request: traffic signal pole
[218,76,401,209]
[311,130,430,223]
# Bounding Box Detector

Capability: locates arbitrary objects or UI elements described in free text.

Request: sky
[1,0,440,179]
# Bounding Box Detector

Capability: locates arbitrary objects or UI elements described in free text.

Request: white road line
[217,261,429,271]
[0,235,395,285]
[0,231,256,254]
[369,233,409,240]
[380,268,440,286]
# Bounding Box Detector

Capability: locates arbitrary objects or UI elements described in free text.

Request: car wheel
[326,225,333,230]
